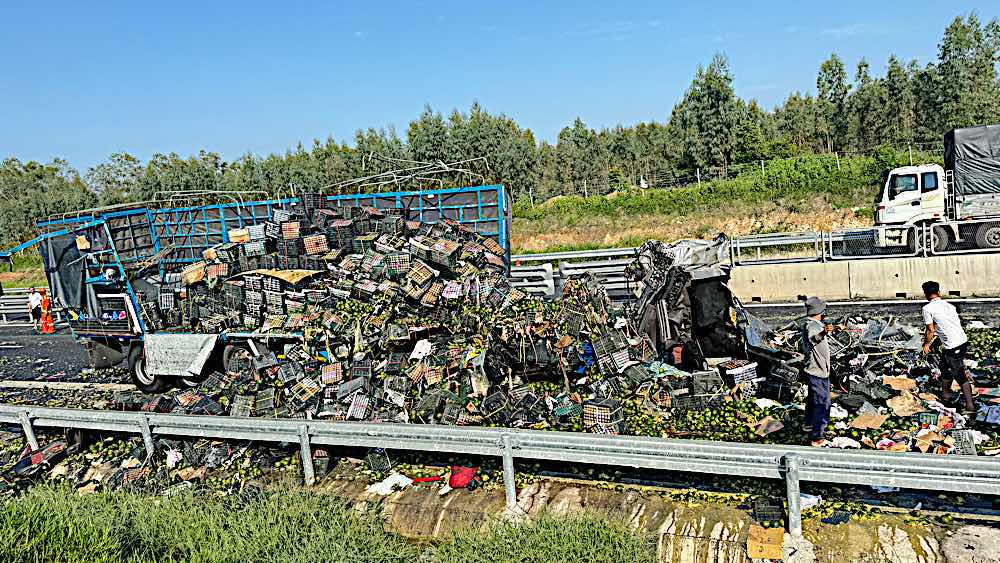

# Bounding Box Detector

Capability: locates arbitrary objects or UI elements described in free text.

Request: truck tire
[931,226,950,253]
[127,343,171,394]
[974,223,1000,249]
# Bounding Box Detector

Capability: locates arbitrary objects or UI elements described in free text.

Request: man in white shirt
[26,287,43,332]
[921,280,975,413]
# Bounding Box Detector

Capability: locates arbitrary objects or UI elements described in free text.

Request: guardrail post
[501,434,517,516]
[18,411,39,451]
[298,424,315,486]
[139,416,156,459]
[784,454,802,537]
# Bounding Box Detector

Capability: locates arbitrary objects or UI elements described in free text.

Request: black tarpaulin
[41,234,85,308]
[944,125,1000,197]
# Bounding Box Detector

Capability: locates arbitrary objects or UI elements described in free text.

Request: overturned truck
[2,185,796,430]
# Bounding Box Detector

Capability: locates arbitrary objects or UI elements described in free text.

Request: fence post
[583,180,588,199]
[18,411,39,451]
[140,416,156,459]
[784,454,802,537]
[760,160,765,175]
[501,433,518,516]
[298,424,315,486]
[696,168,701,186]
[909,145,913,166]
[835,153,841,172]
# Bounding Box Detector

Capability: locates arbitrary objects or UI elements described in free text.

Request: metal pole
[298,424,315,486]
[909,145,913,166]
[18,411,39,451]
[139,416,156,459]
[784,454,802,537]
[501,434,517,515]
[835,153,841,172]
[760,160,765,175]
[696,168,701,186]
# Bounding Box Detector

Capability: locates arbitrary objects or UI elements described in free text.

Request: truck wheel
[222,344,255,379]
[127,344,171,394]
[931,226,950,253]
[974,223,1000,249]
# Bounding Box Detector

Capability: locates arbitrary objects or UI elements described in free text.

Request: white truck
[874,125,1000,252]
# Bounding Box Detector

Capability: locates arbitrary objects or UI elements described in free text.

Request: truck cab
[874,164,947,226]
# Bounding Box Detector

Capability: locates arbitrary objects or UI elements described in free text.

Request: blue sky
[2,1,998,172]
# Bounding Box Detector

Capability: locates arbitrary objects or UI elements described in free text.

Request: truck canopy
[944,125,1000,196]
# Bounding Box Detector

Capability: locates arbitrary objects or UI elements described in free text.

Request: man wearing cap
[921,280,975,414]
[801,296,834,446]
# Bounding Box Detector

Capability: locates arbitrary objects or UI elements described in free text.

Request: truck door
[883,172,920,224]
[919,170,945,219]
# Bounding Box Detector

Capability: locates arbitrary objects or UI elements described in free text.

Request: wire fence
[530,141,946,203]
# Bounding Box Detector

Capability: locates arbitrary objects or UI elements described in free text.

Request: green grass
[0,484,658,562]
[0,484,419,562]
[434,512,658,563]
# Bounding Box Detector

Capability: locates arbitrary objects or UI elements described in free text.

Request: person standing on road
[921,280,976,414]
[801,296,834,447]
[26,287,42,332]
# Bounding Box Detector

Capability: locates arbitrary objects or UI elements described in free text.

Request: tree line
[2,14,998,248]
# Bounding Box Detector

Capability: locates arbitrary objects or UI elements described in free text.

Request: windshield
[888,174,918,199]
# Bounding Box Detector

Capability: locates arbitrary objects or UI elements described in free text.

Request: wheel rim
[986,228,1000,247]
[134,353,155,386]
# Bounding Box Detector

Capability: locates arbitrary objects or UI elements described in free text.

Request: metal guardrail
[0,288,63,327]
[2,404,998,536]
[507,226,1000,300]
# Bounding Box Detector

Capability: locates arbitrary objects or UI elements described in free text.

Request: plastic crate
[320,362,344,385]
[718,359,759,385]
[582,398,624,433]
[376,216,404,235]
[420,281,444,307]
[230,395,253,417]
[281,221,302,240]
[692,370,725,395]
[365,448,394,472]
[344,393,372,420]
[337,377,368,402]
[303,233,330,255]
[264,221,281,239]
[272,209,293,223]
[753,498,784,523]
[288,377,321,406]
[952,429,978,456]
[246,223,267,241]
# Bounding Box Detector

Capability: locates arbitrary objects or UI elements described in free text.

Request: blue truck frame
[1,184,510,380]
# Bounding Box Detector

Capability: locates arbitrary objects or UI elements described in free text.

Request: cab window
[888,174,918,199]
[921,172,939,193]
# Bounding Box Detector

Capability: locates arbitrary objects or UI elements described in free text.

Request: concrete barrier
[731,254,1000,302]
[848,254,1000,300]
[730,262,851,303]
